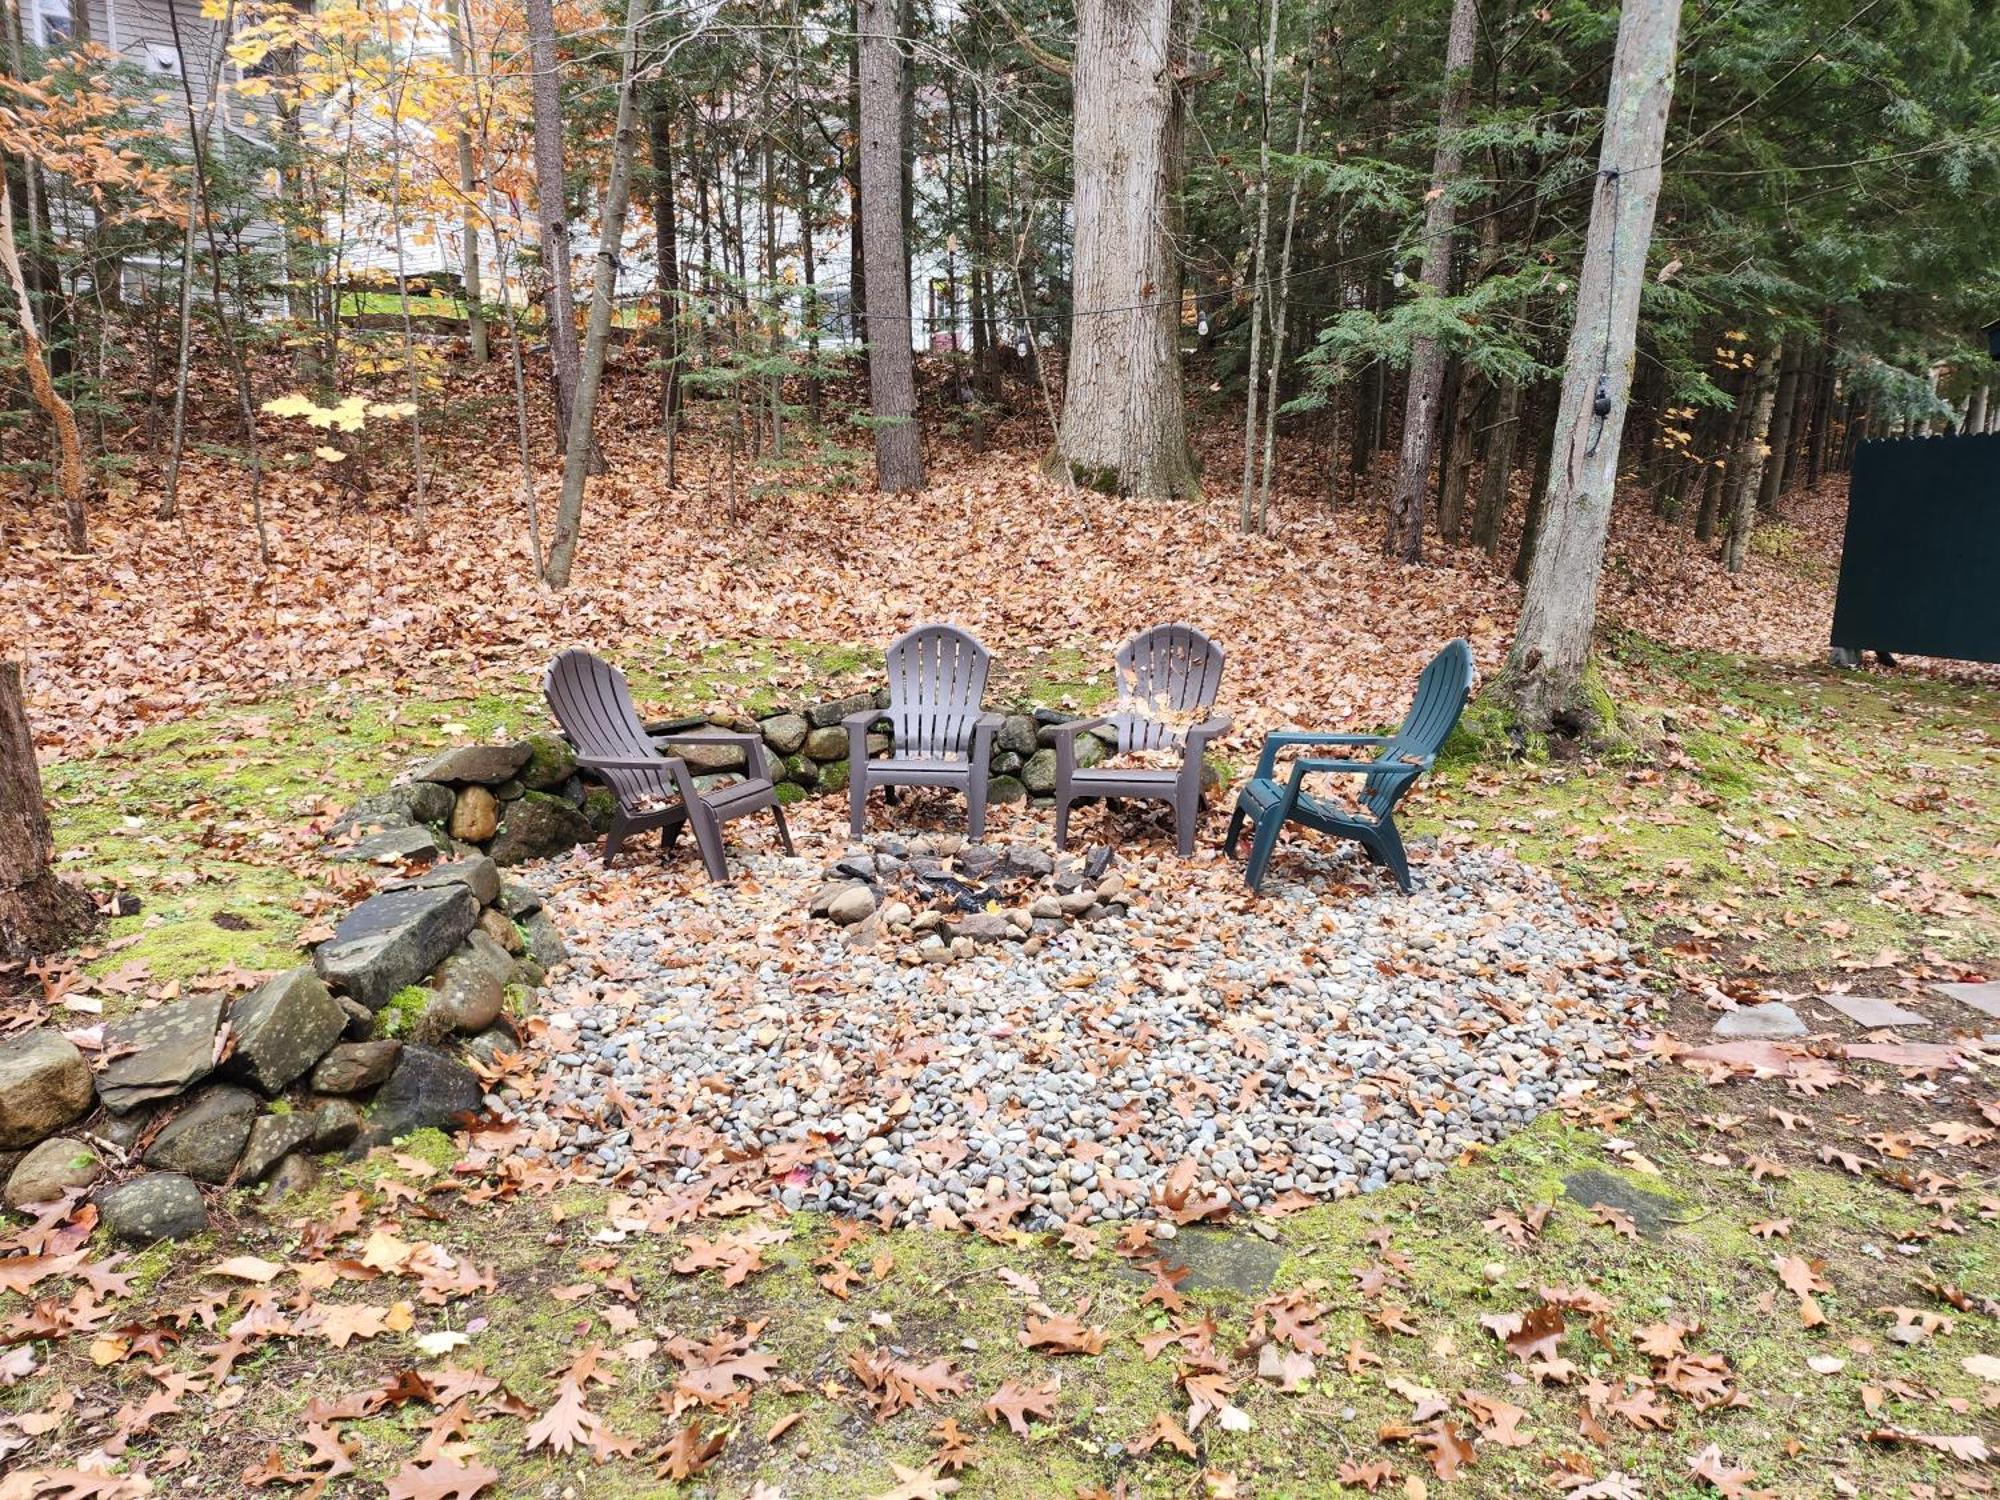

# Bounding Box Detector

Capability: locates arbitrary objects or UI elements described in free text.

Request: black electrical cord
[1585,166,1622,457]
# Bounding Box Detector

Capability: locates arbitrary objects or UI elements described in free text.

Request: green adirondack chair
[1225,640,1474,894]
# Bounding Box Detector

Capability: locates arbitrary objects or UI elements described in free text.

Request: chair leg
[1174,783,1199,858]
[770,799,796,856]
[688,806,729,882]
[1371,817,1413,894]
[966,771,989,843]
[1053,795,1071,851]
[1244,812,1286,893]
[1223,802,1246,857]
[604,812,630,864]
[849,767,868,839]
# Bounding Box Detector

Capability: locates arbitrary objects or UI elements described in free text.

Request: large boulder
[803,726,848,762]
[327,824,450,865]
[225,968,346,1095]
[516,733,578,791]
[427,931,515,1034]
[234,1113,315,1184]
[412,744,531,786]
[97,994,225,1114]
[759,713,809,756]
[487,791,594,867]
[449,786,500,843]
[1021,748,1059,795]
[675,738,747,773]
[495,880,542,919]
[387,856,501,908]
[144,1085,259,1183]
[5,1137,102,1209]
[95,1173,207,1244]
[997,715,1039,756]
[328,782,453,838]
[309,1040,402,1094]
[0,1030,94,1147]
[357,1046,482,1152]
[520,911,568,969]
[312,884,480,1010]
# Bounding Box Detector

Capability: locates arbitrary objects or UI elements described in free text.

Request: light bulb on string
[1197,313,1210,336]
[1016,334,1029,358]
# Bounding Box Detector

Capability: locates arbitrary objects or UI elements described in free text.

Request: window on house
[30,0,75,46]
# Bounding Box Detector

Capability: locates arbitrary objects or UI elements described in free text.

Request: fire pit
[809,834,1128,960]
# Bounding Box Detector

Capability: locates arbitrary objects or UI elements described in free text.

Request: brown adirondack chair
[542,649,793,881]
[1051,624,1229,856]
[847,624,1003,841]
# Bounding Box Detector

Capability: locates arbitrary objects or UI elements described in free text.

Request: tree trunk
[1757,334,1800,515]
[1964,383,1988,436]
[1722,340,1781,572]
[0,170,86,551]
[1053,0,1198,499]
[1383,0,1479,561]
[0,662,91,961]
[541,0,645,586]
[1255,57,1313,533]
[858,0,923,490]
[1495,0,1680,737]
[447,6,488,365]
[524,0,594,468]
[1238,0,1281,533]
[649,93,682,450]
[1471,376,1519,555]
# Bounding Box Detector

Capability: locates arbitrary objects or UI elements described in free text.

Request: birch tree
[541,0,647,585]
[1494,0,1681,737]
[524,0,595,467]
[1053,0,1197,499]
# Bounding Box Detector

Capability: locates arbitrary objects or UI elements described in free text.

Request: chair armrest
[841,707,886,730]
[1252,729,1385,779]
[1185,713,1231,746]
[1052,715,1114,782]
[1284,755,1424,797]
[973,711,1006,729]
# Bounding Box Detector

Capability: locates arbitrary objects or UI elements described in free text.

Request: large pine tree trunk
[1383,0,1478,560]
[1053,0,1197,499]
[1496,0,1681,736]
[1757,335,1801,515]
[858,0,923,490]
[0,663,91,962]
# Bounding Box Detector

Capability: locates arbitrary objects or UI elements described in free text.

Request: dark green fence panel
[1830,433,2000,665]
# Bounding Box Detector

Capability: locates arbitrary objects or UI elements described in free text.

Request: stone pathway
[514,826,1650,1228]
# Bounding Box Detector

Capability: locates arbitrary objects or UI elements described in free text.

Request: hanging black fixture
[1985,318,2000,362]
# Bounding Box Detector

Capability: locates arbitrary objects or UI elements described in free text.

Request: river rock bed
[515,826,1649,1228]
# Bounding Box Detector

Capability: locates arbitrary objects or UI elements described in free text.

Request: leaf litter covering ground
[516,794,1646,1225]
[7,396,1986,759]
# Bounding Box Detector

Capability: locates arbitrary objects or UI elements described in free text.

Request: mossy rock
[581,786,617,835]
[817,758,850,794]
[377,985,434,1041]
[516,733,578,791]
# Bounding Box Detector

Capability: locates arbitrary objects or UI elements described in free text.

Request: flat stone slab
[1711,1002,1806,1040]
[414,744,531,786]
[328,824,450,865]
[387,855,501,908]
[1147,1228,1287,1295]
[98,994,225,1113]
[1928,981,2000,1021]
[1821,995,1930,1028]
[313,883,481,1010]
[1563,1169,1683,1239]
[225,967,346,1093]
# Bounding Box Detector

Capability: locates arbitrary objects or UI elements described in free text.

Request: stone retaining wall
[1,844,568,1244]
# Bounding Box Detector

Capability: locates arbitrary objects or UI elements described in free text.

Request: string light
[1197,314,1210,336]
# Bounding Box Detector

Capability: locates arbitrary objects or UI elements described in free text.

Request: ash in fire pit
[809,834,1130,961]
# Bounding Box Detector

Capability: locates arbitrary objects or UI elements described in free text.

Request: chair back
[1362,639,1474,818]
[542,650,676,809]
[883,624,991,759]
[1107,624,1225,753]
